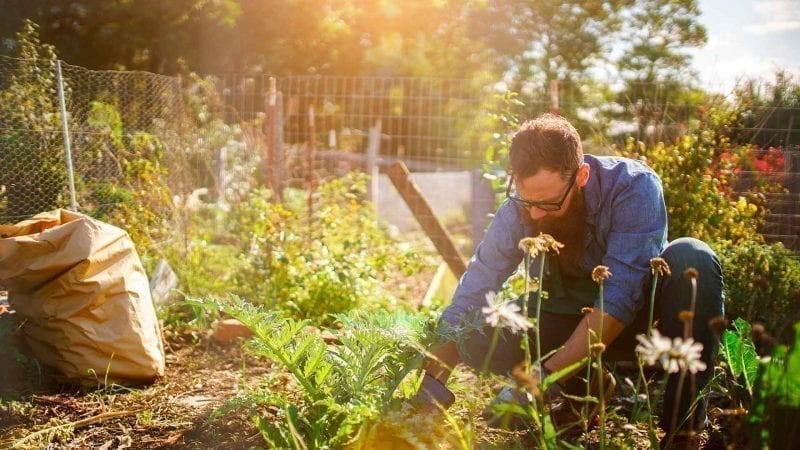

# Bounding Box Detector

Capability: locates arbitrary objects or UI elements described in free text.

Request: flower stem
[598,283,606,447]
[647,272,660,338]
[481,326,501,376]
[534,252,546,374]
[638,362,659,448]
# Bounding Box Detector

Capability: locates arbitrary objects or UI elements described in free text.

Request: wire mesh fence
[0,55,69,222]
[0,56,184,226]
[2,56,799,252]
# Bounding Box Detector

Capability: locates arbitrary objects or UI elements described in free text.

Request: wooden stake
[385,161,468,278]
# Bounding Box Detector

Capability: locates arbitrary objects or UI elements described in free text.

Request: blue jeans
[458,237,724,431]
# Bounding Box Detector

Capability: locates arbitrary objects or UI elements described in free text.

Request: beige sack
[0,209,165,384]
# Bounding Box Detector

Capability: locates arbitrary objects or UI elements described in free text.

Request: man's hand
[408,372,455,412]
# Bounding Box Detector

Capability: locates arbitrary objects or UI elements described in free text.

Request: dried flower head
[581,307,595,315]
[650,257,672,277]
[683,267,699,280]
[750,323,778,350]
[708,316,729,336]
[592,265,612,284]
[679,311,695,323]
[518,233,564,257]
[590,342,607,355]
[635,330,707,374]
[511,363,541,397]
[750,323,767,342]
[482,292,533,334]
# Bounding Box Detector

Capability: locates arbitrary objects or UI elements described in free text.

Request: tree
[614,0,707,143]
[463,0,633,137]
[0,0,241,74]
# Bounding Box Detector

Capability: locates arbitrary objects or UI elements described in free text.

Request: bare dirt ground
[1,330,267,449]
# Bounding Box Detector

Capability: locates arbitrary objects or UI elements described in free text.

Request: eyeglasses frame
[505,167,579,212]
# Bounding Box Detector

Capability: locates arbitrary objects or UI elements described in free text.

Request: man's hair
[509,113,583,179]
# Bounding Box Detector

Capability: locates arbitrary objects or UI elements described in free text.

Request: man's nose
[528,207,548,221]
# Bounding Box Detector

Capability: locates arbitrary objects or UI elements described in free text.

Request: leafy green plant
[0,21,67,220]
[166,173,428,326]
[618,134,765,246]
[749,322,800,448]
[190,295,440,449]
[720,318,759,396]
[715,240,800,336]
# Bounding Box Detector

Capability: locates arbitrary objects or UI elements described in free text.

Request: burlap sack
[0,209,165,384]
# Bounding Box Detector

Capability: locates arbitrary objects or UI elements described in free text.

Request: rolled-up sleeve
[441,200,526,326]
[597,172,668,325]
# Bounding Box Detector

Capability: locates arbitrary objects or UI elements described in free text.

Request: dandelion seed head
[581,307,594,315]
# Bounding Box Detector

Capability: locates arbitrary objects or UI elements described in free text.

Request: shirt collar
[583,154,602,226]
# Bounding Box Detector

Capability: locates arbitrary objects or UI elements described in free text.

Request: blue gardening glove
[408,373,455,412]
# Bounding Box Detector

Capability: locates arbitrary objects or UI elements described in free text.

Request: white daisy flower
[635,329,707,374]
[481,292,533,334]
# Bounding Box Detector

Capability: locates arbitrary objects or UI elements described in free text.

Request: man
[412,114,724,444]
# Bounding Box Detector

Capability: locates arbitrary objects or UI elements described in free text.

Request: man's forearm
[543,310,626,381]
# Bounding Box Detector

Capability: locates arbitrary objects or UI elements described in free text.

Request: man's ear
[577,162,590,188]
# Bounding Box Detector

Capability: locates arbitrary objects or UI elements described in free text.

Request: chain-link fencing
[2,56,799,252]
[0,55,70,222]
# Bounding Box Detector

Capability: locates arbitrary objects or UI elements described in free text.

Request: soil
[1,330,266,449]
[0,319,735,449]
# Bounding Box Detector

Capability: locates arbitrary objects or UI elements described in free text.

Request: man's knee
[658,237,724,319]
[661,237,719,276]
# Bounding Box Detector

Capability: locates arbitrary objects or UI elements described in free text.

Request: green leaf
[720,318,759,394]
[761,322,800,408]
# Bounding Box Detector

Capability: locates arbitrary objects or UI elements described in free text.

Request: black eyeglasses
[506,168,579,212]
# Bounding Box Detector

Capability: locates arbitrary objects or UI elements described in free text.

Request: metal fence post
[366,119,381,204]
[275,90,285,196]
[56,60,78,211]
[308,105,316,221]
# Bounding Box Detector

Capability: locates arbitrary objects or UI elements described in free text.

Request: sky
[689,0,800,93]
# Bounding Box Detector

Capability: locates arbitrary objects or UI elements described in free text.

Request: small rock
[212,319,253,343]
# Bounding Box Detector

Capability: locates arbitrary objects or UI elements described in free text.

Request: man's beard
[537,189,587,267]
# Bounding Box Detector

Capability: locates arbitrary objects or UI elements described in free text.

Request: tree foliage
[614,0,708,143]
[0,20,66,219]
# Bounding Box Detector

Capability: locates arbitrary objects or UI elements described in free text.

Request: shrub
[0,21,67,220]
[618,134,765,245]
[715,240,800,337]
[166,173,429,325]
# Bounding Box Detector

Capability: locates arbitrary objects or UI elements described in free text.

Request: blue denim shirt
[442,155,668,327]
